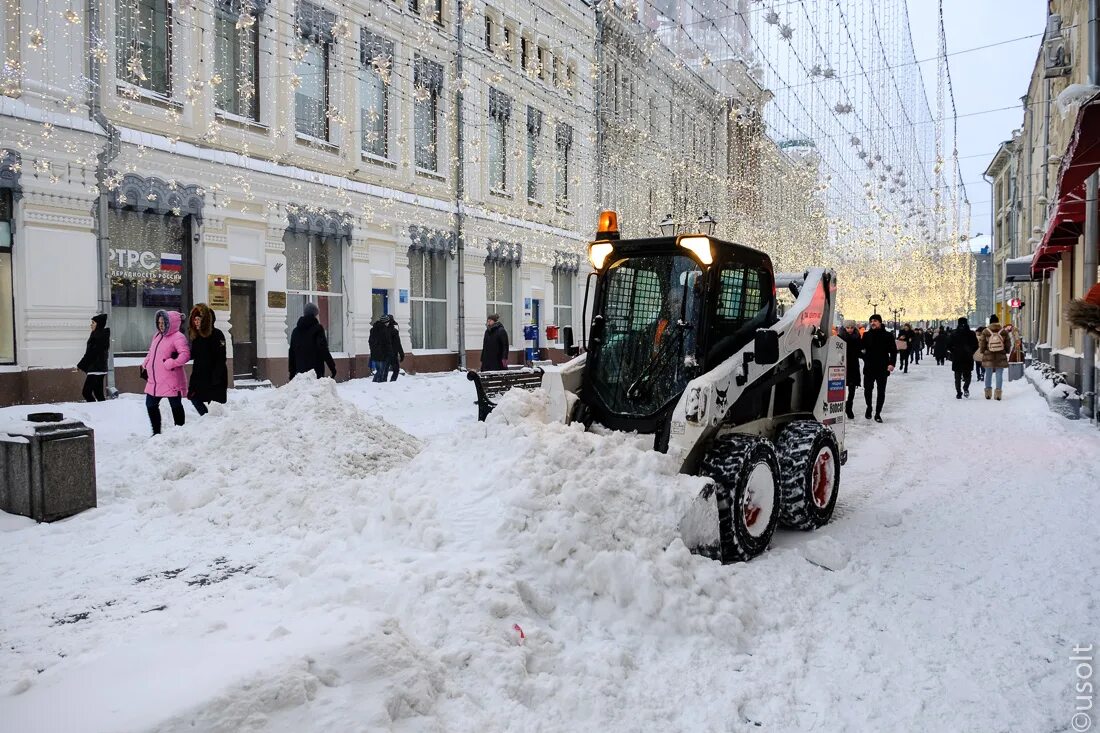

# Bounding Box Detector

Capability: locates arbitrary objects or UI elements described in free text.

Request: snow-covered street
[1,364,1097,733]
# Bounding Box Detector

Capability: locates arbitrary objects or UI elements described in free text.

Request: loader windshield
[590,254,703,417]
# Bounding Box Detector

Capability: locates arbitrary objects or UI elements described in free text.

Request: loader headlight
[677,235,713,266]
[588,241,615,270]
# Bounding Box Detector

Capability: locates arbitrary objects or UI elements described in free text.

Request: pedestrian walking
[947,317,979,398]
[978,315,1012,400]
[386,316,405,381]
[368,316,394,383]
[186,303,228,415]
[480,314,510,372]
[932,326,948,366]
[289,302,337,380]
[860,313,897,423]
[896,324,912,373]
[142,310,190,435]
[912,327,924,364]
[77,313,110,402]
[973,328,986,382]
[837,318,862,419]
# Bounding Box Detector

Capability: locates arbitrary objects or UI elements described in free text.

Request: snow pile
[1024,363,1082,418]
[105,374,422,529]
[1056,83,1100,119]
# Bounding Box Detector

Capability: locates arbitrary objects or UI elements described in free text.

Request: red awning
[1032,92,1100,276]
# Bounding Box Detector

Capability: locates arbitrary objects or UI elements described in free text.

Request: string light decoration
[1,0,974,321]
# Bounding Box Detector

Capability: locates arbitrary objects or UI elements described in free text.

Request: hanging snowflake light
[834,102,852,114]
[779,24,794,40]
[822,68,836,79]
[28,29,45,50]
[765,10,779,25]
[64,9,80,23]
[810,64,822,77]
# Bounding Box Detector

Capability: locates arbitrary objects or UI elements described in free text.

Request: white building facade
[0,0,595,404]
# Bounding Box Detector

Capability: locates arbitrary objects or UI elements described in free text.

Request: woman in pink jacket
[142,310,191,435]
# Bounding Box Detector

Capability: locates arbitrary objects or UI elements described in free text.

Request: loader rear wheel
[699,434,780,563]
[776,420,840,530]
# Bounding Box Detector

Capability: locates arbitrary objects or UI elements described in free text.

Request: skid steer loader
[542,211,848,562]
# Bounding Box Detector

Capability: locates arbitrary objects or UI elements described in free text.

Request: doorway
[231,280,257,380]
[371,288,389,322]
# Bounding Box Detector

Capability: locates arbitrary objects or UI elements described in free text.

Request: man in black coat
[947,316,980,398]
[860,313,897,422]
[289,302,337,380]
[77,313,110,401]
[368,316,394,383]
[837,318,862,419]
[385,316,405,382]
[480,314,510,372]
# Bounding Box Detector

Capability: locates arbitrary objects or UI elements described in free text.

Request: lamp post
[697,211,717,236]
[867,291,885,317]
[658,214,676,237]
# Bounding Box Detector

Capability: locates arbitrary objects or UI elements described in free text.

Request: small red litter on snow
[512,624,525,643]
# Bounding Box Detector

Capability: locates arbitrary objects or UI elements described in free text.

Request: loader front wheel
[776,420,840,530]
[698,434,780,563]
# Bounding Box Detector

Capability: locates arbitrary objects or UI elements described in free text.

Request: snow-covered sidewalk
[1,363,1097,732]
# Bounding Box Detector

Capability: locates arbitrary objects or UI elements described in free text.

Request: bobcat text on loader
[542,210,849,562]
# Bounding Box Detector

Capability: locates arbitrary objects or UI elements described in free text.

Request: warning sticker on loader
[827,365,846,403]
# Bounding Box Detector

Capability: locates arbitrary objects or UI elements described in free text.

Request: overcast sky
[905,0,1048,248]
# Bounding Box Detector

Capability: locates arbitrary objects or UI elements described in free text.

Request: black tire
[699,433,780,563]
[775,420,841,530]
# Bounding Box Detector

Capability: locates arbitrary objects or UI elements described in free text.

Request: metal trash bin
[0,412,97,522]
[1008,362,1024,382]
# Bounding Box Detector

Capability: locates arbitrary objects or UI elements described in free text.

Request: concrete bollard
[0,413,97,522]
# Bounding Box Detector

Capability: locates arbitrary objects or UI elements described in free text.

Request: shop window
[0,190,13,363]
[285,230,344,351]
[409,249,447,349]
[485,258,513,332]
[214,0,260,120]
[107,208,192,353]
[116,0,172,95]
[553,268,573,343]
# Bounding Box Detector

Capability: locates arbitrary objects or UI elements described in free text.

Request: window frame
[116,0,173,97]
[285,230,345,351]
[553,269,573,344]
[294,34,331,141]
[213,1,260,121]
[555,124,572,210]
[409,249,449,350]
[485,258,514,332]
[360,31,394,161]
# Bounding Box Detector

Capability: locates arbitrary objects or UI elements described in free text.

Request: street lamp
[697,211,717,236]
[658,213,676,237]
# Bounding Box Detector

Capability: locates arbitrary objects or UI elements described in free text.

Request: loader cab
[581,213,777,435]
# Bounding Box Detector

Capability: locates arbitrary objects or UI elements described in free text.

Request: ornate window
[526,107,541,202]
[107,174,203,354]
[284,208,350,352]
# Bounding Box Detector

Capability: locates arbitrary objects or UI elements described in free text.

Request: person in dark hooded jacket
[947,317,979,398]
[368,316,394,383]
[480,314,509,372]
[77,313,110,402]
[932,327,948,365]
[289,302,337,380]
[860,313,896,422]
[187,303,228,414]
[386,317,405,381]
[837,318,862,419]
